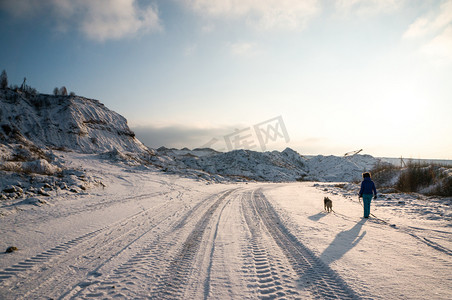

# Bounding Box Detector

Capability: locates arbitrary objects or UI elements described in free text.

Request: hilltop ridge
[0,89,150,154]
[0,88,380,183]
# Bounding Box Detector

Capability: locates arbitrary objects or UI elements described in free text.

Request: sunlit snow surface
[1,152,450,299]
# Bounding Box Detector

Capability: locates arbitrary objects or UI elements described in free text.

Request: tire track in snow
[74,188,237,299]
[249,188,360,299]
[64,225,176,299]
[0,194,186,299]
[150,189,237,299]
[0,204,152,283]
[242,190,302,299]
[7,189,178,231]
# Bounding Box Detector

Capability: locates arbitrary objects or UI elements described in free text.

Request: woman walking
[359,172,377,218]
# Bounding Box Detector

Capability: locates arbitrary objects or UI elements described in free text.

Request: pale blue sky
[1,0,451,159]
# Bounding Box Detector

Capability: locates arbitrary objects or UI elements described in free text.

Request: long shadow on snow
[254,190,362,299]
[320,220,367,265]
[308,212,328,222]
[291,220,367,299]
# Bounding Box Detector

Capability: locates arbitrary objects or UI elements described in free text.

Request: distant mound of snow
[0,89,150,154]
[155,147,379,182]
[305,154,380,182]
[157,147,220,158]
[0,89,381,183]
[181,148,308,182]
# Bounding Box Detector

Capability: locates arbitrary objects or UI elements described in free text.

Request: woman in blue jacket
[359,172,377,218]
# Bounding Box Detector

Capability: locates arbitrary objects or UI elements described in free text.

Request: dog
[324,197,333,212]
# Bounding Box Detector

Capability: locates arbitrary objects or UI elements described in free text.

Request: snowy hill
[1,155,450,299]
[155,147,379,182]
[178,148,308,182]
[156,146,220,158]
[0,89,154,203]
[0,88,380,183]
[0,89,149,154]
[1,90,450,299]
[304,154,380,182]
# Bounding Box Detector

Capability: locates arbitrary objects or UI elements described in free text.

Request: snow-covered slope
[157,147,220,158]
[0,89,155,202]
[179,148,308,182]
[1,154,450,299]
[0,89,379,183]
[304,154,380,182]
[1,90,450,299]
[155,147,379,182]
[0,89,149,154]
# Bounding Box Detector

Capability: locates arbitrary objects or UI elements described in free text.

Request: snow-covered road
[1,156,451,299]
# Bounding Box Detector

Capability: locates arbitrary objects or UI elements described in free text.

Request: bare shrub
[370,160,451,197]
[432,176,452,197]
[396,162,434,192]
[395,161,452,195]
[1,70,8,89]
[371,161,400,187]
[59,86,68,96]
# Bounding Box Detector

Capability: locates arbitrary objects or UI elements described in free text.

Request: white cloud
[403,0,452,39]
[132,123,238,149]
[403,0,452,64]
[183,0,320,31]
[335,0,403,16]
[421,25,452,64]
[78,0,161,41]
[0,0,162,41]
